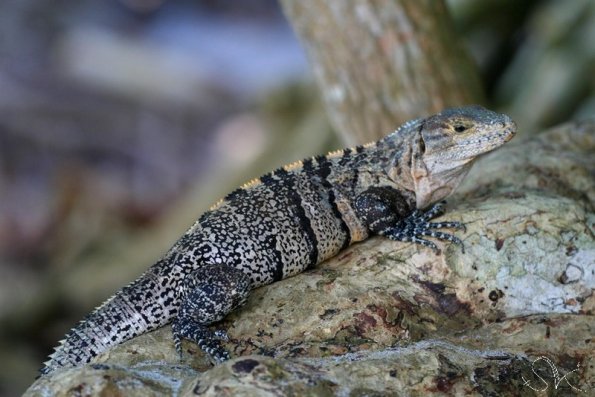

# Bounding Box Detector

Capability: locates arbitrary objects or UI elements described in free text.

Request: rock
[25,121,595,396]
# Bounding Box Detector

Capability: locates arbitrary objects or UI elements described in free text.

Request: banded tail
[40,260,178,375]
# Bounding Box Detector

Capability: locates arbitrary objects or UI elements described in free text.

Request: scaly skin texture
[40,105,516,375]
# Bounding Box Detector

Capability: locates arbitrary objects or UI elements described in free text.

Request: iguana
[40,105,516,375]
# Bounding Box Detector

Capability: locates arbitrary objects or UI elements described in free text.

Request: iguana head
[386,105,516,209]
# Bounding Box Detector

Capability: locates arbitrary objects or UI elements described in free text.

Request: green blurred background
[0,0,594,395]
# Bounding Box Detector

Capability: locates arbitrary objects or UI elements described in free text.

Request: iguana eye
[454,125,467,133]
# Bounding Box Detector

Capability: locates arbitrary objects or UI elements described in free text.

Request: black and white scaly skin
[40,106,516,375]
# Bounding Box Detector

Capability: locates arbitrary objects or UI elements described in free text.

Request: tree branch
[281,0,485,144]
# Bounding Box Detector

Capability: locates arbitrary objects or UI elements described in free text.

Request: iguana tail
[40,261,176,375]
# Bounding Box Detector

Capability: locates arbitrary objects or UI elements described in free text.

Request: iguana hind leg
[172,264,251,363]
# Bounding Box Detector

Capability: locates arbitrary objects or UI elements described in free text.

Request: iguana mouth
[503,123,517,141]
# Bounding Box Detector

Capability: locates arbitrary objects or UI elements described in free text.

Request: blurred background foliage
[0,0,593,394]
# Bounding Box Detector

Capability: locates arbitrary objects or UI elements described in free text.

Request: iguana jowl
[40,105,516,375]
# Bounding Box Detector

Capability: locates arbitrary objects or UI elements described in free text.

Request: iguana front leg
[354,187,465,252]
[172,264,251,363]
